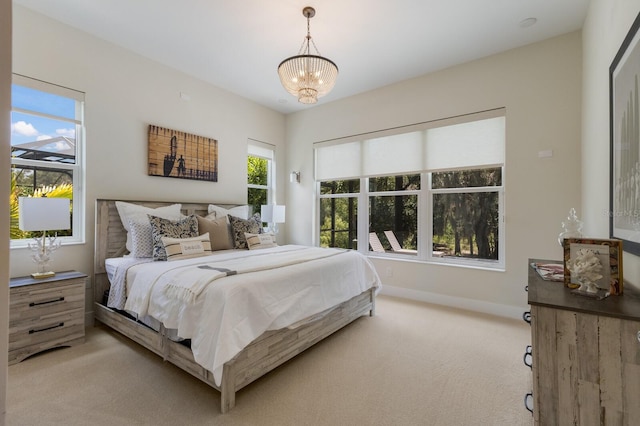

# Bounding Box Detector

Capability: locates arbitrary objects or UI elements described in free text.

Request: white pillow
[244,232,277,250]
[207,204,249,220]
[115,201,183,253]
[161,233,212,261]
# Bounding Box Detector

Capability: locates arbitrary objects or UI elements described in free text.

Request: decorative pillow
[149,214,199,260]
[207,204,249,220]
[228,213,261,249]
[127,217,156,258]
[161,233,212,261]
[115,201,183,253]
[245,232,277,250]
[196,215,234,251]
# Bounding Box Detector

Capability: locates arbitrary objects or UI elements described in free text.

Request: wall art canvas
[610,11,640,255]
[148,125,218,182]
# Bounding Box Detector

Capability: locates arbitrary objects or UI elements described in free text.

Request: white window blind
[425,116,505,171]
[315,141,361,181]
[314,109,505,180]
[363,131,424,176]
[248,139,275,160]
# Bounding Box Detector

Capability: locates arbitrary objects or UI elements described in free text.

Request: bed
[93,199,380,413]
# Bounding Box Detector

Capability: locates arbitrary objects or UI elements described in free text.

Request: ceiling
[13,0,590,115]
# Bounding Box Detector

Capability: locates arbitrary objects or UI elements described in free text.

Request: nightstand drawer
[9,309,84,351]
[9,271,87,365]
[9,277,85,323]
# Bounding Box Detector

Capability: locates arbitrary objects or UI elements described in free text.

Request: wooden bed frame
[93,199,376,413]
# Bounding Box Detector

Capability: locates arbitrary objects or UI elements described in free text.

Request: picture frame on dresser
[562,237,623,295]
[610,10,640,255]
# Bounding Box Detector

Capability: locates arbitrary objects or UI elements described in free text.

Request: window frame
[10,74,86,249]
[247,140,276,217]
[427,170,505,269]
[318,180,361,250]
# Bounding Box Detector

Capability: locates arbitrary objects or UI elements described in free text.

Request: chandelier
[277,7,338,104]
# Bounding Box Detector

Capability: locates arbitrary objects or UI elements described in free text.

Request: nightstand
[9,271,86,365]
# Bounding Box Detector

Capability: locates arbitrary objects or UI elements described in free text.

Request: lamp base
[31,271,56,279]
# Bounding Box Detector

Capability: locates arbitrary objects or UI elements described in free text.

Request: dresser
[9,271,86,365]
[527,259,640,425]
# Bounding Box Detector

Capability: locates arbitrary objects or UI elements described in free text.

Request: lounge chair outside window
[369,232,386,253]
[384,231,417,254]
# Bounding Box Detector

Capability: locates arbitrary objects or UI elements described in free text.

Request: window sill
[367,252,505,272]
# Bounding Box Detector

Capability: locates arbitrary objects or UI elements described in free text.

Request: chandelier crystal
[278,7,338,104]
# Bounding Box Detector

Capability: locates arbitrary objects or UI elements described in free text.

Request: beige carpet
[7,296,534,426]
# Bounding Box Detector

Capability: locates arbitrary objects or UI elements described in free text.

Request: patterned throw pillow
[161,233,212,261]
[228,213,261,249]
[128,217,156,258]
[244,232,277,250]
[149,214,199,260]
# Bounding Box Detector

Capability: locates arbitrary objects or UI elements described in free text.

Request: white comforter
[113,245,381,386]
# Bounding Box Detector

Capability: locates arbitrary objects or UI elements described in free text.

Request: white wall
[1,0,11,422]
[10,6,286,304]
[286,32,583,318]
[582,0,640,290]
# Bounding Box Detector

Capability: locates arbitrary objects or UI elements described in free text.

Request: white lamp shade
[260,205,286,223]
[18,197,71,231]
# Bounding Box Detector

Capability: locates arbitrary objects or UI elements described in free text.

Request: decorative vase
[558,208,583,246]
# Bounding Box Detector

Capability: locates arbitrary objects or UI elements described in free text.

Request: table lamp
[260,204,285,234]
[18,197,70,279]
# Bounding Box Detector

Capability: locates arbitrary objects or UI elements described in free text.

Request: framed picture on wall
[610,11,640,255]
[148,125,219,182]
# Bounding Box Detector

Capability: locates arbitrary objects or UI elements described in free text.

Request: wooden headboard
[93,199,240,304]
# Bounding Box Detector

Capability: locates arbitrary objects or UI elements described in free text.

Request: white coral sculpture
[567,249,603,293]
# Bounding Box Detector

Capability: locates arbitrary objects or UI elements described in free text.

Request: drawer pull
[29,297,65,307]
[523,345,532,369]
[524,392,533,414]
[29,322,64,334]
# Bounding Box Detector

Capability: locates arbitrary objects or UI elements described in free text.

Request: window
[319,179,359,249]
[247,140,275,217]
[315,110,505,269]
[431,168,502,261]
[10,74,85,246]
[369,175,420,255]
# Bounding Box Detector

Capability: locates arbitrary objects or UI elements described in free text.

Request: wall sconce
[290,171,301,183]
[18,197,71,278]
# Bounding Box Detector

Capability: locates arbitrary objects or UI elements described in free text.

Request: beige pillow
[245,232,277,250]
[196,215,234,251]
[161,233,212,261]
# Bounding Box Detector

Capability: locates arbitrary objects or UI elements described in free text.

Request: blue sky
[11,84,76,149]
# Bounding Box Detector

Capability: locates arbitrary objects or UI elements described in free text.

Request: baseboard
[379,285,527,320]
